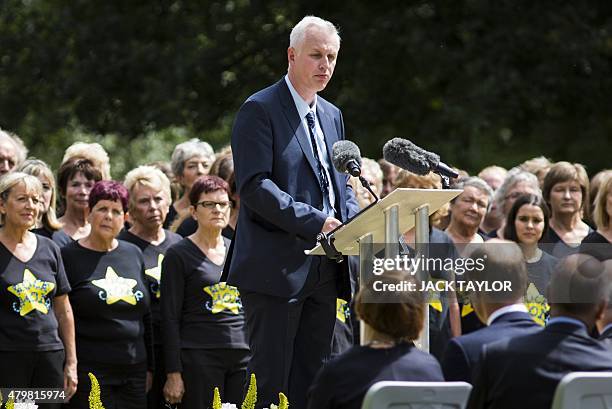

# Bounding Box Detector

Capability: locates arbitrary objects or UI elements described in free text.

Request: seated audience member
[61,141,111,180]
[165,139,215,229]
[56,158,103,246]
[478,166,507,235]
[467,254,612,409]
[445,177,493,250]
[307,272,444,409]
[541,161,593,256]
[119,166,182,409]
[491,168,541,239]
[441,240,539,383]
[505,194,557,324]
[581,173,612,261]
[394,170,460,357]
[62,181,153,409]
[519,156,552,188]
[0,129,27,175]
[17,159,63,239]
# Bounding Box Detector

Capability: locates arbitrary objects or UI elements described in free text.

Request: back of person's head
[465,239,528,305]
[478,165,508,191]
[547,253,609,318]
[355,271,424,341]
[520,156,552,186]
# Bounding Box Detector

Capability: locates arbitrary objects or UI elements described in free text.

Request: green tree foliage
[1,1,611,175]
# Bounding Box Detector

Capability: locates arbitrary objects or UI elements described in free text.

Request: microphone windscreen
[332,140,362,173]
[382,138,430,175]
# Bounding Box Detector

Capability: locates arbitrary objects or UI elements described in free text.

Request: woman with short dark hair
[307,272,444,409]
[161,175,248,409]
[56,158,103,247]
[62,181,153,409]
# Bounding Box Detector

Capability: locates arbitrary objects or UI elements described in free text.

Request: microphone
[382,138,459,179]
[332,140,362,177]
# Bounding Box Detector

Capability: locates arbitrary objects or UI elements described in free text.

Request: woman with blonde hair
[16,159,65,239]
[582,173,612,260]
[61,141,111,180]
[0,172,77,405]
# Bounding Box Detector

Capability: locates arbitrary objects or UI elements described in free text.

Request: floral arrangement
[211,374,290,409]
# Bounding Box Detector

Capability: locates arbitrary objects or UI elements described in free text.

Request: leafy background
[1,0,611,178]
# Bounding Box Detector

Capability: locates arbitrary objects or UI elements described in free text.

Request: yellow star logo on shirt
[461,303,474,317]
[524,282,550,327]
[336,298,350,323]
[92,266,138,305]
[7,269,55,316]
[145,254,164,298]
[204,282,241,314]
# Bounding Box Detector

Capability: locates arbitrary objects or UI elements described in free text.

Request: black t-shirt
[307,342,444,409]
[117,229,182,345]
[527,251,558,295]
[540,225,594,258]
[161,237,248,373]
[581,231,612,261]
[0,236,71,351]
[61,240,153,368]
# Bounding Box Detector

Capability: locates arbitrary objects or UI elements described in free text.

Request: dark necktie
[305,112,332,211]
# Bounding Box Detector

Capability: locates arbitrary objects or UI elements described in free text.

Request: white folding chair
[361,381,472,409]
[551,372,612,409]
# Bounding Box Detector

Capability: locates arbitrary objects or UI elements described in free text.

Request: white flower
[221,404,238,409]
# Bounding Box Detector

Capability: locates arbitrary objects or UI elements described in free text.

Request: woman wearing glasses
[161,176,248,409]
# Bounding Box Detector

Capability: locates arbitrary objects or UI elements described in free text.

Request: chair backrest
[361,381,472,409]
[551,372,612,409]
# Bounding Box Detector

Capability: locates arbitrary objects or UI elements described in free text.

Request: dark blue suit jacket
[467,321,612,409]
[441,311,539,383]
[228,78,359,299]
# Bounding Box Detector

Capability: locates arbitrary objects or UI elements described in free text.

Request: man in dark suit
[228,16,360,409]
[441,240,540,383]
[468,253,612,409]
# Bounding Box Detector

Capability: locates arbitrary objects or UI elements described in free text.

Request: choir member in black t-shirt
[56,158,103,247]
[307,271,444,409]
[119,166,182,409]
[161,175,248,409]
[505,194,557,325]
[164,139,216,230]
[62,181,153,409]
[16,159,65,242]
[0,172,77,406]
[540,162,593,257]
[582,174,612,260]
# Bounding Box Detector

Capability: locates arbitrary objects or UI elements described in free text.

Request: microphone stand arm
[359,176,379,202]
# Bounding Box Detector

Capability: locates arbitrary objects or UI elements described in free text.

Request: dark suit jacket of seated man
[227,16,360,409]
[441,304,539,383]
[467,253,612,409]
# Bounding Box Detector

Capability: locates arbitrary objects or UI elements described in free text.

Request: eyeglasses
[196,200,232,210]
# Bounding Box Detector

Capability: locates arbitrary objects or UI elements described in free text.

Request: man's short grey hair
[170,138,215,177]
[494,167,542,213]
[451,176,494,208]
[0,129,28,167]
[289,15,340,49]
